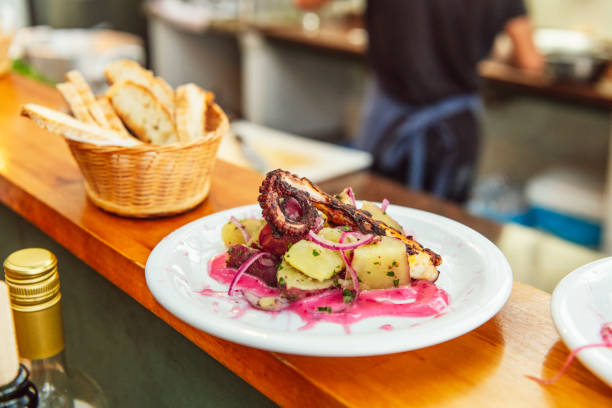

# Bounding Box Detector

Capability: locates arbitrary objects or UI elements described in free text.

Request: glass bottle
[0,280,38,408]
[4,249,108,408]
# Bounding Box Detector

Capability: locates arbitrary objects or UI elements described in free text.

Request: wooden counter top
[1,74,611,406]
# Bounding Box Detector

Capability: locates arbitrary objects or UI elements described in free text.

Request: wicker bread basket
[66,102,228,217]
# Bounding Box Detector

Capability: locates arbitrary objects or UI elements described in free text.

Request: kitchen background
[2,0,612,292]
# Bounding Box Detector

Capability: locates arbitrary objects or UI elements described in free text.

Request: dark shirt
[366,0,526,105]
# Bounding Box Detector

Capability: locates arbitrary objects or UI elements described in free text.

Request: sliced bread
[105,60,175,116]
[65,70,110,129]
[56,82,94,124]
[106,81,178,145]
[96,95,132,139]
[175,83,209,143]
[21,104,142,147]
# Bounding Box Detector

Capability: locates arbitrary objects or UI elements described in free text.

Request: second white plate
[552,257,612,387]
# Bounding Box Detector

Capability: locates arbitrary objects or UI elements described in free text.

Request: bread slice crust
[21,103,141,146]
[105,59,175,116]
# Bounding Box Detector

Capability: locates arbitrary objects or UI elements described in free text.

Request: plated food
[203,169,449,330]
[146,187,512,355]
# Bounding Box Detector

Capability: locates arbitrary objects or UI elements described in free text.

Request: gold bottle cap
[3,248,60,311]
[3,249,65,360]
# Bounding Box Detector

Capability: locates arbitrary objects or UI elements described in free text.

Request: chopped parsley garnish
[279,277,285,285]
[392,260,399,267]
[318,306,332,313]
[373,261,380,265]
[342,289,355,303]
[312,249,321,257]
[386,271,395,277]
[393,279,400,287]
[277,264,284,270]
[227,247,234,253]
[340,226,351,231]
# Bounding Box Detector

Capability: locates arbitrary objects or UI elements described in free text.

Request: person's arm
[505,15,545,73]
[292,0,329,10]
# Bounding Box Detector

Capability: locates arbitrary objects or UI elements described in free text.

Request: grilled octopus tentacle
[258,169,319,237]
[258,169,442,280]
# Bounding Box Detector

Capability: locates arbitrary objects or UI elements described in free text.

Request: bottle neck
[24,351,69,377]
[12,300,65,361]
[0,364,38,407]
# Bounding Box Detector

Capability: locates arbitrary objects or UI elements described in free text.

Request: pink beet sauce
[202,253,449,332]
[207,254,278,297]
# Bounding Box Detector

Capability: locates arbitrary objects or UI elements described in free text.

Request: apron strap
[378,93,482,190]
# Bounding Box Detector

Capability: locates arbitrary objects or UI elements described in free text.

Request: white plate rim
[145,203,513,356]
[551,257,612,387]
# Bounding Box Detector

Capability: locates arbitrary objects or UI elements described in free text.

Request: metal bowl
[535,28,611,83]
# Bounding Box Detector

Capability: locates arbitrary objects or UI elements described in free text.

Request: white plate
[218,121,372,182]
[145,204,513,356]
[551,257,612,387]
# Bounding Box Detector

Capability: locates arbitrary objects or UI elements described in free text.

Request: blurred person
[294,0,543,203]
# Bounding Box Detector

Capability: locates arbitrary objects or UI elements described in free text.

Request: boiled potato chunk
[221,218,266,247]
[246,220,267,248]
[284,240,344,281]
[352,236,409,289]
[318,227,361,244]
[317,227,343,243]
[334,187,355,206]
[277,260,335,295]
[361,201,403,232]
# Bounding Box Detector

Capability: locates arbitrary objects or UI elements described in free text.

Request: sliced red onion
[230,216,250,243]
[528,322,612,385]
[528,342,611,385]
[258,256,276,267]
[242,290,289,311]
[339,233,360,302]
[339,231,354,263]
[227,252,265,295]
[381,198,390,212]
[307,230,374,251]
[346,187,356,208]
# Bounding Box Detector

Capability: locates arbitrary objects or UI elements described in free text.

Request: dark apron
[357,82,483,201]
